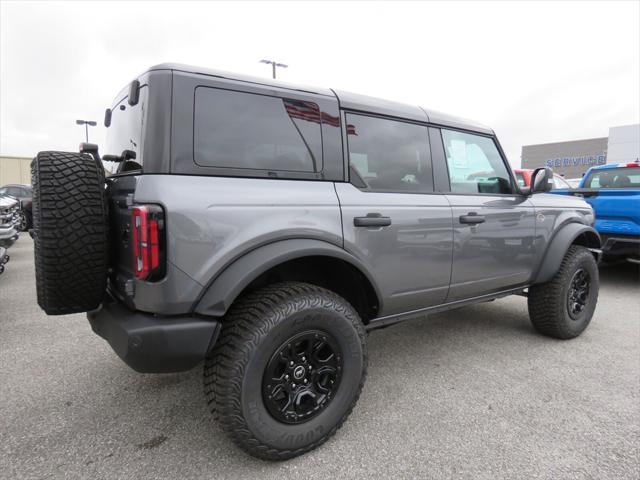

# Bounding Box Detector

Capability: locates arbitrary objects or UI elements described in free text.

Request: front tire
[528,245,599,339]
[204,282,367,460]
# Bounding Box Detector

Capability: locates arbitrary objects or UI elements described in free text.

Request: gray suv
[31,64,601,460]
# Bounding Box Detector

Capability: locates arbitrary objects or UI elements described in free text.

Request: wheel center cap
[293,365,305,380]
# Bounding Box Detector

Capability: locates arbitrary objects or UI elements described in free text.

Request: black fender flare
[193,239,382,317]
[532,223,601,285]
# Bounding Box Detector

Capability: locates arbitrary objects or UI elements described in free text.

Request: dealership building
[521,124,640,178]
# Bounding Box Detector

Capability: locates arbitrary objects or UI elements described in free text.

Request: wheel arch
[532,223,601,285]
[194,239,382,323]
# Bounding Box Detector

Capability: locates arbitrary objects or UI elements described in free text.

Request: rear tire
[528,245,599,339]
[31,151,108,315]
[204,282,367,460]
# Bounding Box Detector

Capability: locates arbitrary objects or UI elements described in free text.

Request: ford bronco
[31,64,601,460]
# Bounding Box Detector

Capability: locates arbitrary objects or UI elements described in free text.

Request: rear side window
[583,167,640,188]
[346,113,433,193]
[441,129,513,194]
[194,87,322,172]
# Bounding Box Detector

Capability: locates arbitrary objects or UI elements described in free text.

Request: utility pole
[76,119,97,143]
[259,59,288,79]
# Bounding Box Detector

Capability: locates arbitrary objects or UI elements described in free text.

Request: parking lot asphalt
[1,236,639,479]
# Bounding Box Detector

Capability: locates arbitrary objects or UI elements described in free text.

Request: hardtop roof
[147,63,493,135]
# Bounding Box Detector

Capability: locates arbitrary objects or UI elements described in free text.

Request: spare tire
[31,151,108,315]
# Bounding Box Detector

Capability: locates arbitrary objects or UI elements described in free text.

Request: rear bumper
[87,295,221,373]
[600,234,640,259]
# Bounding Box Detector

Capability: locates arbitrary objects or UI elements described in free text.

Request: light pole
[76,119,97,143]
[259,59,288,79]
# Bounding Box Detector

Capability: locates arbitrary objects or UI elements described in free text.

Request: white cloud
[1,0,639,166]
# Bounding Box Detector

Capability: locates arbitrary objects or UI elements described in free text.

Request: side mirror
[531,167,554,194]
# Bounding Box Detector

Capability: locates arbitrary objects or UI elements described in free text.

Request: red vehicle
[514,168,572,190]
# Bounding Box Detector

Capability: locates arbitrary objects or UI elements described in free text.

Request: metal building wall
[0,156,32,185]
[521,137,608,178]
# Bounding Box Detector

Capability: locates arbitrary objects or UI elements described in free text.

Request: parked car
[514,168,573,190]
[30,64,602,460]
[0,193,20,274]
[0,183,32,231]
[553,161,640,263]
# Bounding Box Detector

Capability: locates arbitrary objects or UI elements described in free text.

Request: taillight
[131,205,164,280]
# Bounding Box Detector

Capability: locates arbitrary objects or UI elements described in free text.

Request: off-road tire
[528,245,599,339]
[204,282,367,460]
[31,151,108,315]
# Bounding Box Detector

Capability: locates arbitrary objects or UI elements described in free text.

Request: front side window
[441,129,513,194]
[194,88,321,173]
[346,113,433,193]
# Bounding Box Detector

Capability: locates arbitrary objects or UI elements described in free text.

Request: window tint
[441,129,513,194]
[194,88,321,173]
[346,114,433,193]
[584,167,640,189]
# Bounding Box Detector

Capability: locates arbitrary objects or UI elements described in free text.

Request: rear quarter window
[193,87,322,173]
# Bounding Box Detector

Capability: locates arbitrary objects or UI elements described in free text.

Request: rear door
[434,128,536,301]
[336,113,453,316]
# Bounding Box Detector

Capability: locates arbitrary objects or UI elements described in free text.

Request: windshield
[103,85,148,174]
[583,167,640,189]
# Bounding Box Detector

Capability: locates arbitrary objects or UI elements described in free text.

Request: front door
[336,113,453,317]
[437,128,536,301]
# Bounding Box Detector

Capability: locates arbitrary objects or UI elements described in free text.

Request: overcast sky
[1,0,638,166]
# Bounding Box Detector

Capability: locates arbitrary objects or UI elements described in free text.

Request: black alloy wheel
[262,330,343,424]
[528,245,599,339]
[567,268,590,319]
[204,282,367,460]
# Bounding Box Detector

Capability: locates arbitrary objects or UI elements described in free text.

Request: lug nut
[303,379,308,383]
[285,375,289,380]
[292,383,296,388]
[302,356,306,362]
[289,361,294,366]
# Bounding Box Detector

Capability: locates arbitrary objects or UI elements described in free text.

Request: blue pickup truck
[554,161,640,263]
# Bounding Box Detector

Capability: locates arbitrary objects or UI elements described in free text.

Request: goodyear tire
[204,282,367,460]
[31,151,108,315]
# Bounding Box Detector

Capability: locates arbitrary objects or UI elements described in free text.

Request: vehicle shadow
[598,260,640,287]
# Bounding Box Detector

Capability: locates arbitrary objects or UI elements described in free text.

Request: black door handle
[354,213,392,227]
[459,213,486,224]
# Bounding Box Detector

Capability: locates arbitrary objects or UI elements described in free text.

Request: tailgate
[106,175,138,296]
